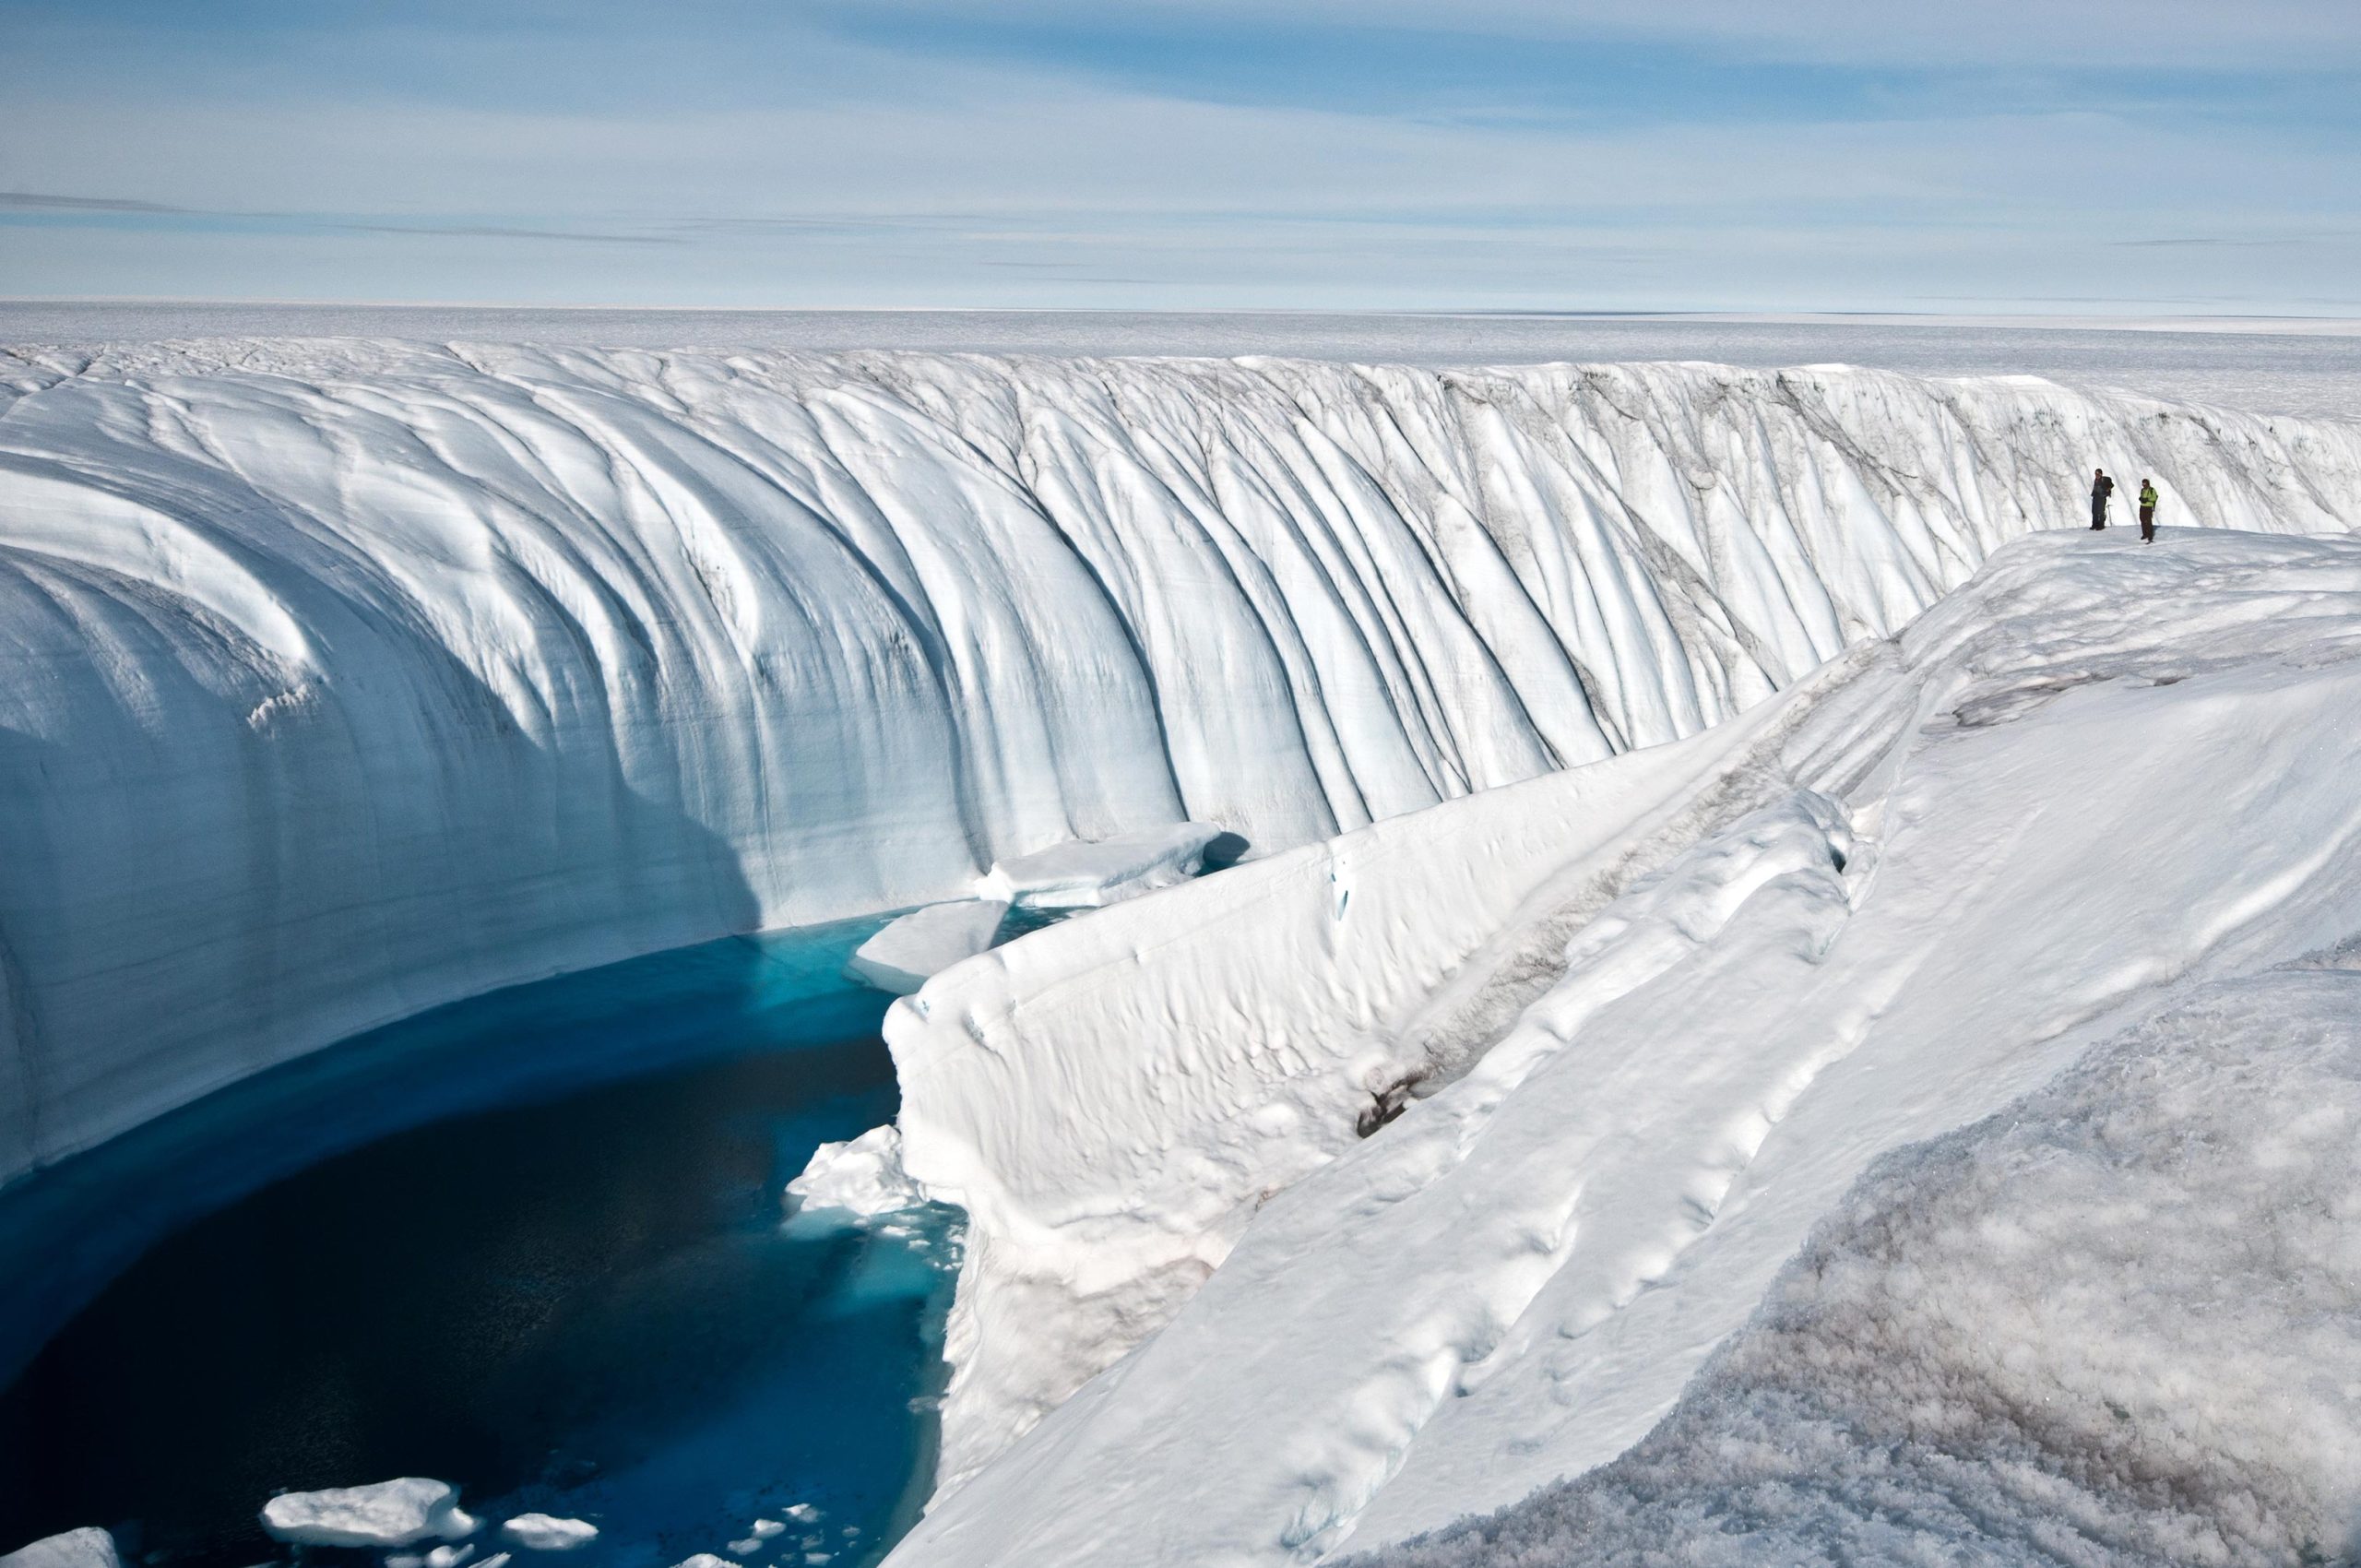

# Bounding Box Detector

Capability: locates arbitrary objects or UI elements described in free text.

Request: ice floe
[497,1516,597,1552]
[259,1479,476,1549]
[842,902,1009,995]
[0,1529,119,1568]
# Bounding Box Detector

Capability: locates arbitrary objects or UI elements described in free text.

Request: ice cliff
[881,529,2361,1566]
[3,339,2357,1181]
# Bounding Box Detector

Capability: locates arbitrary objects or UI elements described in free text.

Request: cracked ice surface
[4,342,2359,1182]
[884,529,2361,1566]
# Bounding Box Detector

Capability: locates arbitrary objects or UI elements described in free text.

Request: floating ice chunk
[787,1125,923,1218]
[843,901,1009,995]
[426,1546,474,1568]
[975,824,1222,911]
[746,1523,785,1541]
[1,1528,121,1568]
[261,1479,476,1548]
[387,1557,424,1568]
[672,1556,736,1568]
[499,1516,597,1552]
[474,1555,511,1568]
[781,1505,820,1523]
[726,1542,760,1558]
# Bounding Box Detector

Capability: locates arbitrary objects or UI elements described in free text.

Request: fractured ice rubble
[788,1123,925,1220]
[6,342,2360,1182]
[879,529,2361,1567]
[974,823,1223,910]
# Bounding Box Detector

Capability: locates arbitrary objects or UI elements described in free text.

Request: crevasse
[1,340,2355,1180]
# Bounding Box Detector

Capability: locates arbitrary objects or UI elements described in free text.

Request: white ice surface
[260,1479,476,1548]
[12,306,2361,420]
[843,902,1009,996]
[0,1529,120,1568]
[884,529,2361,1566]
[975,825,1222,910]
[499,1515,598,1552]
[786,1124,925,1219]
[5,342,2360,1182]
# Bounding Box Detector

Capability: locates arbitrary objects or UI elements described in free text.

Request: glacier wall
[3,339,2357,1181]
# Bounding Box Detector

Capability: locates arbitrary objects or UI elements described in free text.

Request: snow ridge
[2,341,2357,1180]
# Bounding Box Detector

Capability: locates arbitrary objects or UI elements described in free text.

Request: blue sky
[2,0,2357,312]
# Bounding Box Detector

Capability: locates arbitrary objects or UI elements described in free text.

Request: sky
[2,0,2358,314]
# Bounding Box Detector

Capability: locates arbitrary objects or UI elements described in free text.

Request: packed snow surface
[499,1515,598,1552]
[259,1478,477,1548]
[1359,965,2361,1568]
[0,1530,119,1568]
[975,825,1222,910]
[5,339,2360,1182]
[843,902,1009,995]
[883,529,2361,1566]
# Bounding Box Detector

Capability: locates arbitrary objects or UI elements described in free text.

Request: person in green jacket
[2138,479,2160,542]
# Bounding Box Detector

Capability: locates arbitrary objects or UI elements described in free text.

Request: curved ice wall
[2,339,2355,1179]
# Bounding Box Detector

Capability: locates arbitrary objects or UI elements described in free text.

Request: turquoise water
[0,919,960,1568]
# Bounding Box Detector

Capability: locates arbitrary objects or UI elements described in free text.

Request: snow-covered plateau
[4,339,2359,1184]
[881,529,2361,1566]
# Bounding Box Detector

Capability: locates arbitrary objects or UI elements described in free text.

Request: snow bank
[499,1515,598,1552]
[843,903,1008,996]
[884,529,2361,1566]
[0,1529,119,1568]
[974,824,1222,910]
[787,1124,925,1218]
[260,1478,477,1548]
[1364,965,2361,1568]
[4,341,2359,1182]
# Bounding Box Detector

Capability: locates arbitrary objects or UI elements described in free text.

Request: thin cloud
[345,222,683,246]
[2108,236,2327,248]
[0,191,187,213]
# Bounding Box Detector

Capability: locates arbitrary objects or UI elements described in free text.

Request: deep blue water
[0,918,959,1568]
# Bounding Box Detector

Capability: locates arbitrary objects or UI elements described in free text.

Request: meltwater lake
[0,918,958,1568]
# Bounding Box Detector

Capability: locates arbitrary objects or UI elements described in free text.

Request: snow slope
[1361,963,2361,1568]
[4,339,2358,1181]
[882,529,2361,1566]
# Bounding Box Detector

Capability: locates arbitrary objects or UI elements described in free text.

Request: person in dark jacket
[2090,469,2115,529]
[2138,479,2159,542]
